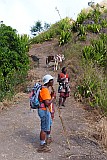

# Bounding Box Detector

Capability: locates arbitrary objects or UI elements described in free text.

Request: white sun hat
[43,74,54,85]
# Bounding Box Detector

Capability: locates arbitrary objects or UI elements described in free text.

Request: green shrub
[101,20,107,28]
[74,62,107,111]
[0,24,30,101]
[59,30,71,46]
[87,24,101,33]
[82,38,107,67]
[77,11,88,24]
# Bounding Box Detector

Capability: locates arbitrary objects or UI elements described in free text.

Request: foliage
[58,18,72,45]
[100,19,107,28]
[30,21,43,36]
[0,24,30,101]
[75,32,107,111]
[82,37,107,67]
[71,2,107,113]
[72,3,105,36]
[30,21,51,36]
[59,30,71,46]
[76,11,88,24]
[44,22,51,31]
[74,62,107,112]
[29,3,107,114]
[30,17,72,45]
[77,25,87,41]
[92,4,101,23]
[87,24,101,33]
[104,9,107,13]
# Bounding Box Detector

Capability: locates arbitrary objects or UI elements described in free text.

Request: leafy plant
[76,11,88,24]
[87,24,101,33]
[82,38,107,67]
[74,63,106,109]
[101,20,107,28]
[59,30,71,46]
[82,46,94,60]
[30,17,72,45]
[91,39,107,66]
[0,24,30,101]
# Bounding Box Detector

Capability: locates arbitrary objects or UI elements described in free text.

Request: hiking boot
[46,137,53,145]
[37,143,52,153]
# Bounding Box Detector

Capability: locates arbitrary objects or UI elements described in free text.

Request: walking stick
[57,106,71,150]
[51,86,70,150]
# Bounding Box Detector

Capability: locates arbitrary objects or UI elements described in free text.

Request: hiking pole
[51,86,70,150]
[57,106,71,150]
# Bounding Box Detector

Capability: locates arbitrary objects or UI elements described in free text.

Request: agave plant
[87,24,101,33]
[59,30,71,46]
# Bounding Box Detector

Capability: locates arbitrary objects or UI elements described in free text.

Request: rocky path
[0,40,107,160]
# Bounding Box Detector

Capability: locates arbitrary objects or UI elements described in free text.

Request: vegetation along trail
[0,40,107,160]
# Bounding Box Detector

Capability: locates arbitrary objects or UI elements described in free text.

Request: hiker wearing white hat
[37,74,56,153]
[43,74,54,85]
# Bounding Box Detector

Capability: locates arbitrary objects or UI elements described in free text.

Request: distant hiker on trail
[57,67,70,108]
[37,74,56,153]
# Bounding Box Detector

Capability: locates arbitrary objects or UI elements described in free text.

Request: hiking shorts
[38,109,52,132]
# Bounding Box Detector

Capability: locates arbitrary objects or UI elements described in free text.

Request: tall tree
[30,21,43,36]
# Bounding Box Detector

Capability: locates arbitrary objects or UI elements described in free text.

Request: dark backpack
[29,83,42,109]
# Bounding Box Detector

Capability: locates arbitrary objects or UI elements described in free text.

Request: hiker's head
[43,74,54,86]
[62,67,66,74]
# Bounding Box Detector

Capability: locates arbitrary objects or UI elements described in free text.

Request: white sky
[0,0,103,36]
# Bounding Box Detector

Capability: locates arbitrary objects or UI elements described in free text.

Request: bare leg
[62,97,66,106]
[46,129,53,145]
[37,130,51,152]
[59,97,63,107]
[40,130,46,141]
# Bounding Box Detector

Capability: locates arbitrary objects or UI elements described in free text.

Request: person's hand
[51,113,54,120]
[51,95,56,101]
[52,92,56,99]
[51,91,56,99]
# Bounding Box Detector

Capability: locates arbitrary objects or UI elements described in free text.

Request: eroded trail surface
[0,40,107,160]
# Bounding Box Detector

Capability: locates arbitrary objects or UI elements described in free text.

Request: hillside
[1,1,107,159]
[1,39,107,160]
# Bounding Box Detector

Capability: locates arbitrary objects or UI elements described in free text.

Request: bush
[0,24,30,101]
[74,62,107,112]
[82,38,107,67]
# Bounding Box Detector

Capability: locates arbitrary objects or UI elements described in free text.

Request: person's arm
[57,73,66,83]
[44,90,56,106]
[41,88,56,107]
[61,77,66,81]
[44,96,55,107]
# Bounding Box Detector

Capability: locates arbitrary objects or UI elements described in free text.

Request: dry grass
[0,92,29,112]
[89,114,107,149]
[98,117,107,148]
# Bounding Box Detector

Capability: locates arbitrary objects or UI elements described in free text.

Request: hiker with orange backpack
[37,74,56,153]
[57,67,70,108]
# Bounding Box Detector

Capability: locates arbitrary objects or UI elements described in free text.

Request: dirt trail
[0,40,107,160]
